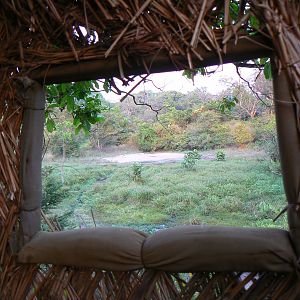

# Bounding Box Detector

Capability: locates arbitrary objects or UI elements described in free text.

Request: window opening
[41,62,287,234]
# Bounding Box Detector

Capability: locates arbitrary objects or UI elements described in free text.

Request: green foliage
[182,68,207,80]
[232,122,254,146]
[42,158,287,230]
[90,107,133,148]
[249,15,260,30]
[182,149,201,170]
[46,81,106,134]
[42,166,64,210]
[132,163,143,182]
[255,58,272,80]
[48,118,87,157]
[136,123,158,152]
[185,110,234,150]
[253,115,279,161]
[263,61,272,80]
[44,76,275,155]
[218,95,238,113]
[160,107,193,128]
[216,150,226,161]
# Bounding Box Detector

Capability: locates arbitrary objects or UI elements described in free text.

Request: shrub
[186,129,213,150]
[136,123,158,152]
[42,166,64,210]
[132,163,143,182]
[232,122,254,146]
[216,150,226,161]
[48,120,86,157]
[182,149,201,170]
[253,115,279,162]
[89,108,133,148]
[184,110,237,150]
[211,123,234,148]
[154,124,186,151]
[185,121,233,150]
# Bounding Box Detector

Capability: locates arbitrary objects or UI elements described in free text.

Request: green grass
[42,158,287,232]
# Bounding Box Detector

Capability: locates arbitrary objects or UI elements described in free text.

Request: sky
[104,63,257,103]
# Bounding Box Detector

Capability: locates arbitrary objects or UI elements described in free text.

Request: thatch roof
[0,0,272,83]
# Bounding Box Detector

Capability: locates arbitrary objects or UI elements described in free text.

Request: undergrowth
[42,158,286,232]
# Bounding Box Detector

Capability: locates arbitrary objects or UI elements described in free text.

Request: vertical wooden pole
[272,60,300,256]
[18,78,45,245]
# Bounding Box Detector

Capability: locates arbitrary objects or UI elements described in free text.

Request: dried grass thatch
[0,1,269,76]
[0,0,300,299]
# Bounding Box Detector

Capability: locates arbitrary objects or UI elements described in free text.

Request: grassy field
[42,157,287,232]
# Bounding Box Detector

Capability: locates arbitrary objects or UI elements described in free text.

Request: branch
[234,62,264,69]
[235,65,272,107]
[128,93,163,118]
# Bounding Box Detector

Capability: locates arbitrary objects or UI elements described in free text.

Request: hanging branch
[235,65,272,107]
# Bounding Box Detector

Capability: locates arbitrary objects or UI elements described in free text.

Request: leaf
[96,114,105,122]
[259,57,268,65]
[73,117,81,127]
[47,103,60,109]
[46,118,56,132]
[249,16,260,30]
[103,80,111,93]
[93,81,100,90]
[67,98,75,112]
[229,2,239,18]
[46,80,107,134]
[61,83,67,93]
[75,124,82,135]
[182,70,193,80]
[263,61,272,80]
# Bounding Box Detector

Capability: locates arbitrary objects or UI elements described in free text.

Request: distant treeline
[47,74,278,161]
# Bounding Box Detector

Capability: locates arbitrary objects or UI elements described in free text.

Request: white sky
[104,63,256,102]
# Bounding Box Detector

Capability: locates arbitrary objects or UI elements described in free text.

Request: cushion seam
[140,237,147,268]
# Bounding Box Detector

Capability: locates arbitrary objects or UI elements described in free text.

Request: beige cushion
[142,225,296,272]
[18,225,296,272]
[18,227,148,271]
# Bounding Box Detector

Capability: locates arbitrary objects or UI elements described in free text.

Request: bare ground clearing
[74,147,266,165]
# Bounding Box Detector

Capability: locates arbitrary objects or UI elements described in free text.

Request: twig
[41,210,56,232]
[128,93,162,118]
[120,75,150,102]
[90,208,97,227]
[235,65,272,107]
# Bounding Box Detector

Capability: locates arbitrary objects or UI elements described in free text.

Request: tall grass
[42,158,287,231]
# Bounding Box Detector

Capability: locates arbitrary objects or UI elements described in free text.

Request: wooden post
[18,78,45,245]
[272,60,300,256]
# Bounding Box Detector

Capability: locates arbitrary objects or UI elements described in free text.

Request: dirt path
[102,152,184,164]
[100,148,265,164]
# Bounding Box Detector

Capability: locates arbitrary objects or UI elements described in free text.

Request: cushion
[18,227,148,271]
[142,225,296,272]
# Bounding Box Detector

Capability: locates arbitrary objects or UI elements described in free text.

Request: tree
[48,113,86,158]
[89,107,133,148]
[46,81,106,134]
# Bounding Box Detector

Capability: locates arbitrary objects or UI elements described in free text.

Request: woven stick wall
[0,1,300,299]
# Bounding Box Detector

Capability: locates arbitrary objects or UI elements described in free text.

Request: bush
[42,166,64,210]
[232,122,254,146]
[89,108,133,148]
[49,133,84,157]
[182,149,201,170]
[211,123,234,147]
[253,115,279,161]
[136,123,158,152]
[154,124,186,151]
[132,163,143,182]
[48,120,86,157]
[185,115,233,150]
[216,150,226,161]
